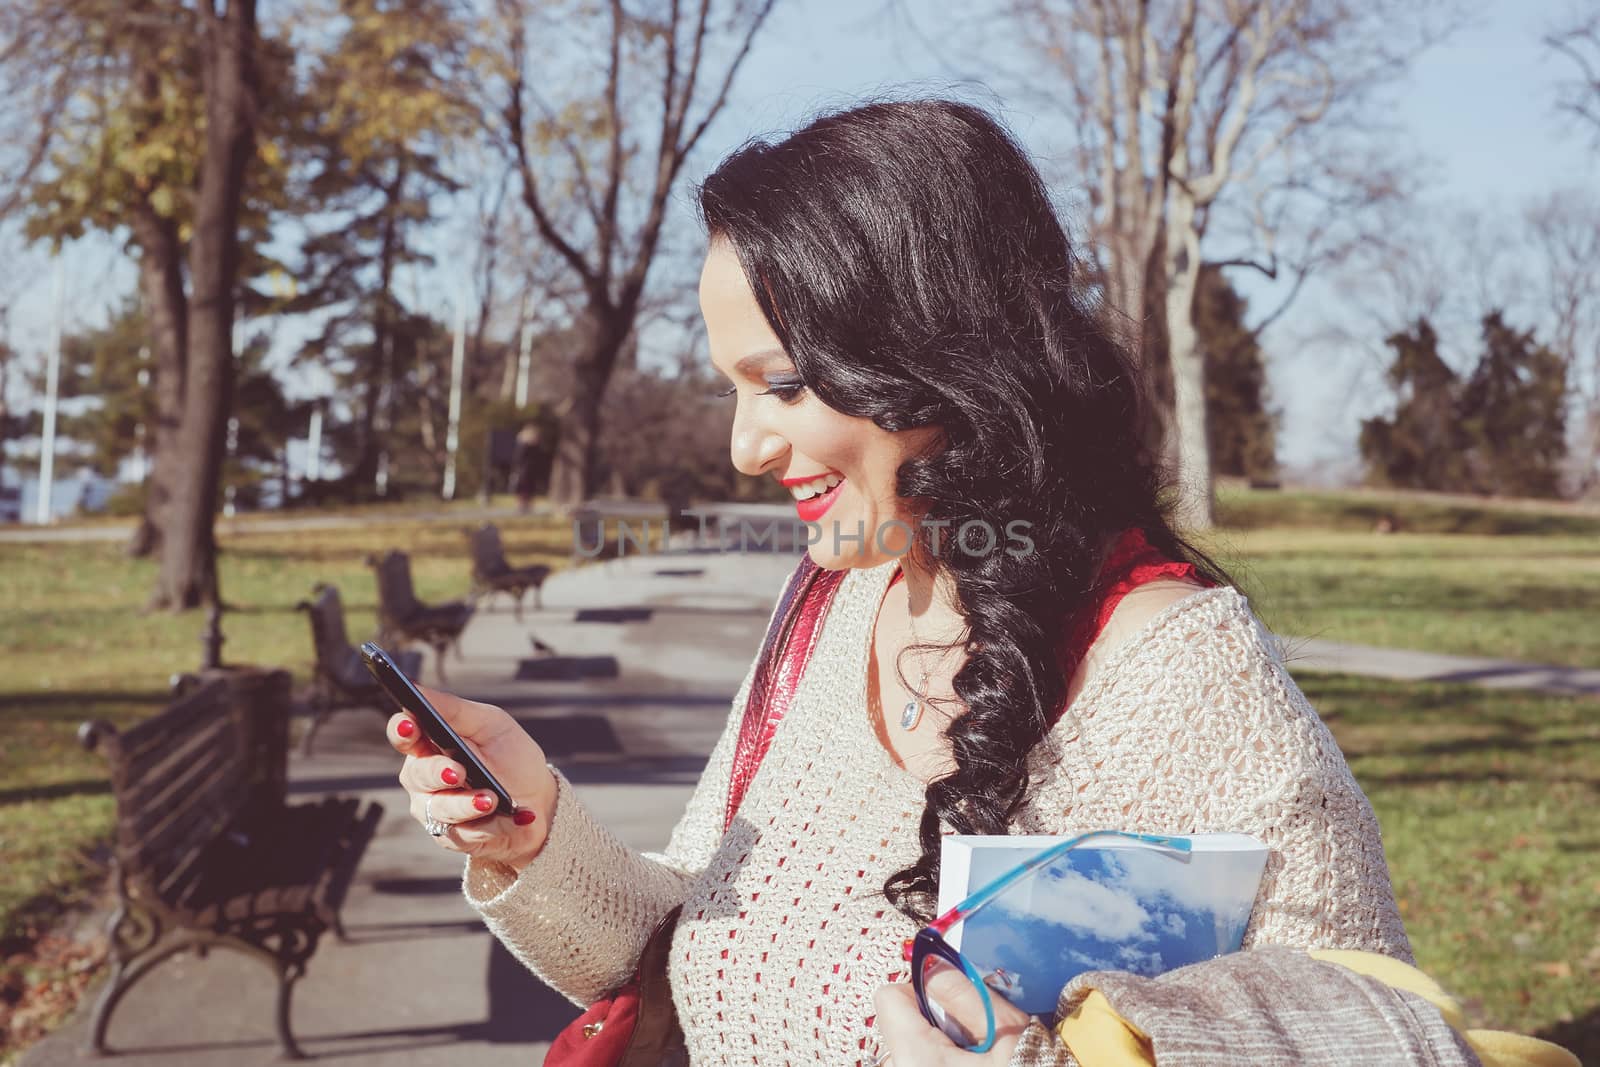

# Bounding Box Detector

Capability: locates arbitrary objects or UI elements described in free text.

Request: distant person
[508,423,541,514]
[383,100,1415,1065]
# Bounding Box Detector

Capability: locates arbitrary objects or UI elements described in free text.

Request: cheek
[788,405,871,473]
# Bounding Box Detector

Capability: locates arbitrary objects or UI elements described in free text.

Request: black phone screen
[360,642,515,815]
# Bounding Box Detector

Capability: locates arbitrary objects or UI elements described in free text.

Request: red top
[887,528,1212,719]
[1059,527,1213,667]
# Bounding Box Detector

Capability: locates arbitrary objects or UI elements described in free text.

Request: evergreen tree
[1360,313,1571,497]
[1196,267,1279,481]
[47,302,301,505]
[1457,312,1569,498]
[52,302,154,478]
[1359,318,1471,491]
[286,0,474,494]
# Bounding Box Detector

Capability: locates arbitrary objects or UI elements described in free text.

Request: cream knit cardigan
[461,557,1413,1066]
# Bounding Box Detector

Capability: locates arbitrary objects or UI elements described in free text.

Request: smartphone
[360,641,516,815]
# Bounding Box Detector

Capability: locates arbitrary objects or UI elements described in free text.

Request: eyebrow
[733,348,791,375]
[712,347,793,383]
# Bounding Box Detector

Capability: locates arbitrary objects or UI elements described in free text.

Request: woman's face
[698,238,940,571]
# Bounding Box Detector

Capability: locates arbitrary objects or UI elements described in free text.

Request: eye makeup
[713,378,807,402]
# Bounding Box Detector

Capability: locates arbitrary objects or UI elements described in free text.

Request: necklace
[895,566,931,732]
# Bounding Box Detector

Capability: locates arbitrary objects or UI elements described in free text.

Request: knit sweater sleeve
[1052,590,1412,962]
[1005,590,1414,1067]
[456,562,798,1005]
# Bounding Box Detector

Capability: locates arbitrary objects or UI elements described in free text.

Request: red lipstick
[785,472,845,522]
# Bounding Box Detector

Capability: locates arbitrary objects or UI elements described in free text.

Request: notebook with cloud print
[937,832,1270,1015]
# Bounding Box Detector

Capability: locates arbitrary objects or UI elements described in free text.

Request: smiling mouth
[792,475,845,522]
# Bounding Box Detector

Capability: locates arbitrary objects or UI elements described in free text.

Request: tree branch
[679,0,775,158]
[523,85,603,223]
[596,0,626,292]
[497,2,599,298]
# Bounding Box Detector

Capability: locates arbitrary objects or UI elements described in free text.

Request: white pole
[222,415,239,517]
[516,319,534,409]
[306,404,323,483]
[442,295,467,500]
[375,320,393,498]
[132,345,150,483]
[35,256,64,524]
[223,319,242,516]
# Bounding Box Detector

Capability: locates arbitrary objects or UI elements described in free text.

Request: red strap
[724,557,847,831]
[1053,528,1213,721]
[1079,528,1211,646]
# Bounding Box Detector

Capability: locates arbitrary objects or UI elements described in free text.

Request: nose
[729,399,786,477]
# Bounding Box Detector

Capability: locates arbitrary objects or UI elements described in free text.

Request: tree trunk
[127,206,189,558]
[1137,238,1174,462]
[1164,190,1214,531]
[149,0,259,612]
[352,163,407,492]
[548,315,628,507]
[1570,407,1600,498]
[549,365,601,508]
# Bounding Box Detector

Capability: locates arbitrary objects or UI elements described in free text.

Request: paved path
[1281,637,1600,697]
[21,548,797,1067]
[18,548,1594,1066]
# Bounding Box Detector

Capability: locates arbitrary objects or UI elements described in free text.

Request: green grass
[1299,673,1600,1061]
[1216,482,1600,537]
[1203,527,1600,668]
[0,514,574,958]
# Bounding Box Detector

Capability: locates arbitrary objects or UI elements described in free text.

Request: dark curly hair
[697,98,1232,923]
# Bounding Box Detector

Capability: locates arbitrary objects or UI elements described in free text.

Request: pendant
[900,697,923,731]
[900,668,929,731]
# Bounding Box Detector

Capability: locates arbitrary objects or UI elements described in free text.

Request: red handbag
[545,556,846,1067]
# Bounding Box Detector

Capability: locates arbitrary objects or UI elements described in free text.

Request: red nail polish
[513,809,537,827]
[441,767,461,786]
[473,794,495,813]
[396,719,415,739]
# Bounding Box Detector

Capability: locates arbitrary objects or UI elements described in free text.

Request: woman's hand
[387,685,559,870]
[873,968,1034,1066]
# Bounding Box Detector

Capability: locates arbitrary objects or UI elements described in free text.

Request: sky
[3,0,1595,485]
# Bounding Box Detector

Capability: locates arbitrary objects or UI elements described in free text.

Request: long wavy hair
[697,98,1233,923]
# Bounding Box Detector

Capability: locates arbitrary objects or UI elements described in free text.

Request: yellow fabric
[1462,1029,1582,1067]
[1053,950,1579,1067]
[1057,990,1152,1065]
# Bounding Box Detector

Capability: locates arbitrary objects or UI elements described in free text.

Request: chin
[803,518,902,572]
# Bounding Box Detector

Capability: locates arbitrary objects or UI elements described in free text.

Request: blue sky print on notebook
[956,845,1260,1016]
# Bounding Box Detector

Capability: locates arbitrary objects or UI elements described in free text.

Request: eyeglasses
[902,830,1192,1053]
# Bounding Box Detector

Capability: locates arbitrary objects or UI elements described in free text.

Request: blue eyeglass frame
[902,830,1193,1053]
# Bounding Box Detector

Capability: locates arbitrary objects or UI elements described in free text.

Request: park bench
[365,549,474,683]
[296,582,424,756]
[467,522,551,621]
[77,667,383,1060]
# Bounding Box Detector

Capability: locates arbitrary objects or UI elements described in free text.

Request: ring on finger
[424,795,448,838]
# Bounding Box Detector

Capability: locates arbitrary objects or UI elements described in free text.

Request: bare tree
[1548,9,1600,143]
[485,0,776,507]
[1014,0,1449,527]
[1527,189,1600,497]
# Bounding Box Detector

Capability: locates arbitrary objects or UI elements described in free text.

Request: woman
[386,99,1411,1066]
